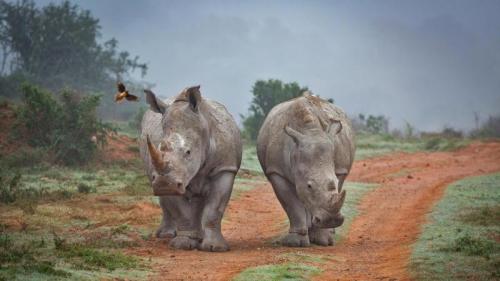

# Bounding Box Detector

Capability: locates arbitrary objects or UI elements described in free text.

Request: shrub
[14,84,113,166]
[15,84,61,147]
[77,183,96,194]
[453,233,494,258]
[471,115,500,138]
[0,146,46,168]
[0,172,43,214]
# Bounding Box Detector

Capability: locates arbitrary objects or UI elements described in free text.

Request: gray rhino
[257,92,355,247]
[139,86,242,252]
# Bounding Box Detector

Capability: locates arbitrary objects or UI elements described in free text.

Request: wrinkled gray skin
[139,86,242,252]
[257,92,355,247]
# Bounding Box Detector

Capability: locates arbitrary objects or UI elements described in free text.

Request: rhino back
[202,100,242,175]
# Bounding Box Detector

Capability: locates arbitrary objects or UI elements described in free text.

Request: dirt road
[134,142,500,281]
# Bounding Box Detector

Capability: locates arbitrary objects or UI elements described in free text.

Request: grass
[355,133,470,160]
[410,173,500,281]
[0,162,156,280]
[0,231,145,281]
[241,144,263,173]
[336,182,377,242]
[233,263,321,281]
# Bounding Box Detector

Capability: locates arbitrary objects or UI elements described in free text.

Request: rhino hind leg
[268,174,310,247]
[156,198,176,238]
[199,172,234,252]
[309,227,334,246]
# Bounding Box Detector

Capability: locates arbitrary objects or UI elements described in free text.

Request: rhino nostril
[176,181,183,189]
[313,216,321,224]
[152,175,156,181]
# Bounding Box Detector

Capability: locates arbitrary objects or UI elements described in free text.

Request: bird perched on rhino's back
[257,91,355,247]
[139,85,242,252]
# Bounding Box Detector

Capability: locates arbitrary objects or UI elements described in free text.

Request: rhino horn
[146,135,165,171]
[329,189,346,213]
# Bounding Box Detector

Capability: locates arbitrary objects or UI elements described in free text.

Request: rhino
[139,86,242,252]
[257,92,355,247]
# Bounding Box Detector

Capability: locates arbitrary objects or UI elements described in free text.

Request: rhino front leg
[199,172,234,252]
[163,196,202,250]
[156,197,176,238]
[268,174,310,247]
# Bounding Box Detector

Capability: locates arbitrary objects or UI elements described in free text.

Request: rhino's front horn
[146,135,165,171]
[329,189,346,213]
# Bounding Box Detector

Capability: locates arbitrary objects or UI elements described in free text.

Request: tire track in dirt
[133,142,500,281]
[312,142,500,281]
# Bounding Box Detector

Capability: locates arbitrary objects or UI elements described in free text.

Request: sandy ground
[128,142,500,281]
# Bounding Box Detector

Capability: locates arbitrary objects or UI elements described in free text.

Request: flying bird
[115,82,139,103]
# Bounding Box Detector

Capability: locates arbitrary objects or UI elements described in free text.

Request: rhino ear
[284,125,304,146]
[187,85,201,112]
[144,89,167,114]
[327,120,342,135]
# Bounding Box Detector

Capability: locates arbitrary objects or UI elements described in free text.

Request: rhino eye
[307,182,312,189]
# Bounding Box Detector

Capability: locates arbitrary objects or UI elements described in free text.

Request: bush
[0,146,46,168]
[15,84,61,147]
[453,234,494,258]
[14,84,113,166]
[77,183,96,194]
[471,115,500,138]
[0,173,42,214]
[53,91,112,165]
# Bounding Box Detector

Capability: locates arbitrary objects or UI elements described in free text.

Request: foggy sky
[36,0,500,131]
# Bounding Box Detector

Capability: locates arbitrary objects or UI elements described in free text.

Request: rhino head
[144,86,209,196]
[284,120,346,228]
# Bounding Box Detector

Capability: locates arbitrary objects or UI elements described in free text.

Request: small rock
[407,175,413,179]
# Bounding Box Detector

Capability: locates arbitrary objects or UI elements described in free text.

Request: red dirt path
[132,142,500,281]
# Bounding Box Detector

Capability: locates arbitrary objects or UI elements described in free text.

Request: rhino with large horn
[257,92,355,247]
[139,86,242,251]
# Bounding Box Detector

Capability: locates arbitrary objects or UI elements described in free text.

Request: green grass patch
[241,145,263,173]
[122,175,151,196]
[355,133,471,160]
[336,182,377,242]
[410,173,500,281]
[233,263,321,281]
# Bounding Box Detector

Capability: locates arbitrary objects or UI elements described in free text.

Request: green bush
[0,146,46,168]
[14,84,113,166]
[77,183,96,194]
[471,115,500,138]
[0,173,43,214]
[453,234,494,258]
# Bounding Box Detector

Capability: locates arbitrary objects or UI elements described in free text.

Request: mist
[35,0,500,131]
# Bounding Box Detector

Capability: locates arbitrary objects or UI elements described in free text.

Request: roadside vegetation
[233,263,321,281]
[410,173,500,280]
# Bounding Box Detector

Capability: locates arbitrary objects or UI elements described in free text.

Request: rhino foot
[156,226,176,239]
[169,236,199,250]
[281,233,310,247]
[309,227,334,246]
[199,230,229,252]
[199,235,229,252]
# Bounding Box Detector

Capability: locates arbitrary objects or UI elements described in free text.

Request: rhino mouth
[312,212,344,228]
[152,175,186,196]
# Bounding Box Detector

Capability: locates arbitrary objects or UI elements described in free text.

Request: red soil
[129,141,500,281]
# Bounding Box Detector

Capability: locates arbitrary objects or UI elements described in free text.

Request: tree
[0,0,147,100]
[241,79,308,140]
